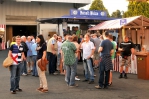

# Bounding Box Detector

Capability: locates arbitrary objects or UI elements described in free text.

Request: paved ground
[0,50,149,99]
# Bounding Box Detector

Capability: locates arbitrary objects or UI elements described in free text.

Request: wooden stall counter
[135,52,149,80]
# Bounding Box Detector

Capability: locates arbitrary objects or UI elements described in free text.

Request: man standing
[31,35,35,43]
[92,33,101,68]
[81,33,95,84]
[61,36,78,87]
[21,36,28,76]
[119,36,135,79]
[26,36,33,73]
[8,36,25,94]
[47,34,58,75]
[95,31,113,89]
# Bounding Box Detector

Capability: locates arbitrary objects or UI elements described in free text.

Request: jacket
[37,58,48,71]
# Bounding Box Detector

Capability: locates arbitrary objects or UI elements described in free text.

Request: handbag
[3,56,13,68]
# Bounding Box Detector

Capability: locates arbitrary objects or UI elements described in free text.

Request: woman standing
[36,35,48,93]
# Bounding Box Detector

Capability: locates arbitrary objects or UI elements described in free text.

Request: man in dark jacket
[21,36,28,75]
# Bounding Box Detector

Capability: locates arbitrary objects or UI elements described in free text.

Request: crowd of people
[7,30,135,94]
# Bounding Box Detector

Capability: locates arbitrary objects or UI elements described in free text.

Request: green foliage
[89,0,110,17]
[111,10,122,18]
[123,1,149,18]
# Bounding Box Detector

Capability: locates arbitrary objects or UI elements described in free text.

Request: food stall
[89,15,149,79]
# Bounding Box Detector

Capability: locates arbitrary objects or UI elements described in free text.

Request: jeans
[21,60,27,74]
[10,63,23,91]
[98,61,110,87]
[57,53,61,66]
[65,62,76,86]
[32,55,38,76]
[47,52,57,74]
[83,58,94,81]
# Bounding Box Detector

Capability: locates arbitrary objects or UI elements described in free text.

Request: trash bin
[136,52,149,80]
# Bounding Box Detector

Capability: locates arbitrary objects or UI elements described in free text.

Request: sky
[83,0,129,15]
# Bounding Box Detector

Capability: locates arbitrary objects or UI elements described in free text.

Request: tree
[111,10,122,18]
[89,0,110,17]
[123,1,149,18]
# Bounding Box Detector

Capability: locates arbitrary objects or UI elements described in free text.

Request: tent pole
[58,20,60,35]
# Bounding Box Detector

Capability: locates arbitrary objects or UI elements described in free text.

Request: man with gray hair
[21,36,28,76]
[47,34,58,75]
[26,36,34,74]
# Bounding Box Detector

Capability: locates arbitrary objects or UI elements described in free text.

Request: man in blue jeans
[61,36,77,87]
[31,42,38,77]
[80,33,95,84]
[95,31,114,89]
[8,36,25,94]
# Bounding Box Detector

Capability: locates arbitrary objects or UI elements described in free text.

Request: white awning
[89,15,149,30]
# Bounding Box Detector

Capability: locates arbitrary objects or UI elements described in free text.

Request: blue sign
[70,9,107,17]
[120,19,127,25]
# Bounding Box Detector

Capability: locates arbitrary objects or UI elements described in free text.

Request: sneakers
[88,81,94,84]
[75,77,80,81]
[69,84,78,87]
[10,91,16,94]
[16,88,22,92]
[53,72,58,75]
[95,85,103,89]
[22,73,27,76]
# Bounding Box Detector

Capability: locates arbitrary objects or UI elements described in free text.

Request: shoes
[69,84,78,87]
[95,85,103,89]
[119,73,123,79]
[75,77,80,81]
[82,79,89,82]
[16,88,22,92]
[124,74,128,79]
[94,75,96,77]
[22,73,27,76]
[36,87,43,91]
[88,81,94,84]
[108,82,112,86]
[104,86,109,89]
[53,72,58,75]
[39,89,48,93]
[10,90,16,94]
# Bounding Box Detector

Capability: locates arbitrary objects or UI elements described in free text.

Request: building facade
[0,0,90,43]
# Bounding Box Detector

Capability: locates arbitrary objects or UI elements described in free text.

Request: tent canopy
[37,15,116,24]
[89,15,149,30]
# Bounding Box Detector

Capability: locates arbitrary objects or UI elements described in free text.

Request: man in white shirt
[80,33,95,84]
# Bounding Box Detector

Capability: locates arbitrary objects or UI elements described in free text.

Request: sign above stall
[70,9,107,17]
[120,19,127,25]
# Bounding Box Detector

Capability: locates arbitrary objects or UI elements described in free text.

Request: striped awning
[0,24,6,32]
[89,16,142,30]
